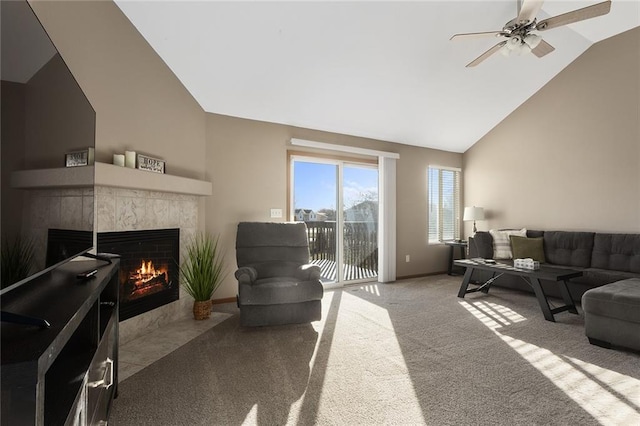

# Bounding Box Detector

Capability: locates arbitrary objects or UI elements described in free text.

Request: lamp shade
[463,206,485,221]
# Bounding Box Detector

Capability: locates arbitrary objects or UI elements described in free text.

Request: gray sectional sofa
[468,230,640,302]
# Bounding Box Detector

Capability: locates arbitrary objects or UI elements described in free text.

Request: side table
[444,241,467,276]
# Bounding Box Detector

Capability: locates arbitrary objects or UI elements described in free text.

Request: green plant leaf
[1,235,36,288]
[179,233,227,301]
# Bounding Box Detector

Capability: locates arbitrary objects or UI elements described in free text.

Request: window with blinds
[428,167,461,243]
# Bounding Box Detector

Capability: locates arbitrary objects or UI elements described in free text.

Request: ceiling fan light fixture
[501,36,531,56]
[524,34,542,49]
[507,36,522,50]
[517,42,532,55]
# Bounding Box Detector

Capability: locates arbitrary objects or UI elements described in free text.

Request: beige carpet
[110,275,640,425]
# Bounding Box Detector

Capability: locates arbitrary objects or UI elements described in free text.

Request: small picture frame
[65,147,94,167]
[137,153,165,174]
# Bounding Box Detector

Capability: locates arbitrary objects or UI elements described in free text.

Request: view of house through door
[291,156,378,286]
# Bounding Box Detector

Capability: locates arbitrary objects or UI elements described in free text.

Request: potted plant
[1,236,35,288]
[180,233,227,320]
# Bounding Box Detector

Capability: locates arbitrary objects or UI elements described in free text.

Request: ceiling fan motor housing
[503,18,537,38]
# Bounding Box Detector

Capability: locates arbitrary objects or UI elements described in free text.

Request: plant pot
[193,300,212,320]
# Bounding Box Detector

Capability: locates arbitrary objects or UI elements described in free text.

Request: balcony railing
[304,221,378,281]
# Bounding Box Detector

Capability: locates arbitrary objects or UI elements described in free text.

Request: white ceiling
[115,1,639,153]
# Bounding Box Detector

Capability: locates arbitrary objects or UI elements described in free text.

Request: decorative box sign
[65,147,94,167]
[137,154,165,174]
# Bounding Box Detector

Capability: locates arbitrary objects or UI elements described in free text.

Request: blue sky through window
[293,161,378,212]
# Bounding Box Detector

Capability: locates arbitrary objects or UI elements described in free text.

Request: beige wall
[29,0,206,180]
[463,27,640,236]
[25,54,95,169]
[205,114,462,299]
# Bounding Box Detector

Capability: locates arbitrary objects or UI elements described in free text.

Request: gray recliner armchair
[235,222,324,326]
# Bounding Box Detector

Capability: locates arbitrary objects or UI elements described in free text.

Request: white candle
[113,154,125,167]
[125,151,136,168]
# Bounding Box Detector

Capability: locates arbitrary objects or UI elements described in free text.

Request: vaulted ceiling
[115,1,639,153]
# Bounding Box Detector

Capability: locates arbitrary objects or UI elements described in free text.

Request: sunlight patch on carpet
[358,283,381,296]
[242,404,258,425]
[460,300,640,426]
[562,356,640,411]
[296,289,426,424]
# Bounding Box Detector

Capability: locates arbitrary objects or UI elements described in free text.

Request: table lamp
[463,206,485,234]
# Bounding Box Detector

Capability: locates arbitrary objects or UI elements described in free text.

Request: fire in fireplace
[97,229,179,320]
[126,259,170,301]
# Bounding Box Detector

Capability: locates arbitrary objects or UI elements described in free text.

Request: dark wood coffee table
[454,259,582,322]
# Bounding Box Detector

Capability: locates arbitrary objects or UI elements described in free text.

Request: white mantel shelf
[11,162,212,196]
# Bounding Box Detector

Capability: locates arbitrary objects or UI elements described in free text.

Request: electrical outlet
[405,255,410,263]
[270,208,283,218]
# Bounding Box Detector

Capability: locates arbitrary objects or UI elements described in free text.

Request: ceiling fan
[451,0,612,67]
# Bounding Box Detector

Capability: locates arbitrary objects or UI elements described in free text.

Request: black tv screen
[1,0,96,293]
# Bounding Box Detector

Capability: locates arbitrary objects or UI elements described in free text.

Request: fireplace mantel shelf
[11,162,212,196]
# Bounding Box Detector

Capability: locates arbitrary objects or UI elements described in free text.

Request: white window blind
[428,167,460,243]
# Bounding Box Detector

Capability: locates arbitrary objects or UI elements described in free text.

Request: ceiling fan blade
[450,31,503,41]
[531,39,555,57]
[537,0,611,31]
[516,0,545,25]
[466,41,507,67]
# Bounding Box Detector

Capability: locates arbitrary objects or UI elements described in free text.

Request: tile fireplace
[97,228,179,320]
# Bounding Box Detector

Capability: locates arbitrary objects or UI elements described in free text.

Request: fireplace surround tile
[168,200,198,229]
[117,188,148,199]
[82,194,94,230]
[98,186,116,196]
[179,227,197,263]
[97,194,116,232]
[60,196,83,228]
[116,197,146,230]
[22,188,94,271]
[47,196,61,226]
[146,199,169,229]
[167,204,180,228]
[95,185,201,343]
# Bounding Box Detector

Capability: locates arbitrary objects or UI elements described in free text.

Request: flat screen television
[1,0,96,297]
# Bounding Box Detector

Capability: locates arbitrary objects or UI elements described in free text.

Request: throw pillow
[510,236,546,263]
[489,228,527,259]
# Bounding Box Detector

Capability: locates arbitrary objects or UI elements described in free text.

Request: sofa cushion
[526,230,544,238]
[490,228,527,259]
[580,268,640,287]
[581,278,640,323]
[543,231,595,268]
[591,233,640,273]
[510,236,546,263]
[469,232,494,259]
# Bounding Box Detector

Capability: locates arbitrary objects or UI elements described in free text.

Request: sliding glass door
[291,156,378,286]
[342,164,378,282]
[292,160,339,283]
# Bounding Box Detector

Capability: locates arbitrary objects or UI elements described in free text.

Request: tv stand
[1,259,120,425]
[0,310,50,328]
[81,251,115,264]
